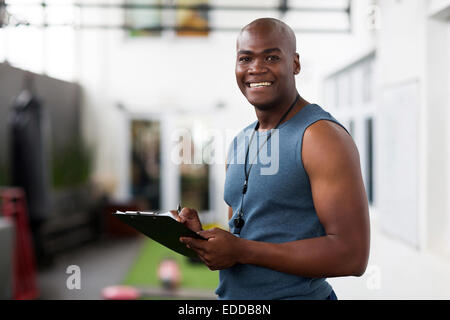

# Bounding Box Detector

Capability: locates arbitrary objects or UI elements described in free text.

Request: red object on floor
[0,188,39,300]
[158,258,181,290]
[101,286,140,300]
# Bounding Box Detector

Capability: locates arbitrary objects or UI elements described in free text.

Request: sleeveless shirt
[216,103,347,300]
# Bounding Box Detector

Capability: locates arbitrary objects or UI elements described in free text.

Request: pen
[177,203,181,215]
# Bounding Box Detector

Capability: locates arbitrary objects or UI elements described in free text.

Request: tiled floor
[37,236,143,300]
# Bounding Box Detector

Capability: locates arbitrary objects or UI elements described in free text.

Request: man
[174,18,370,300]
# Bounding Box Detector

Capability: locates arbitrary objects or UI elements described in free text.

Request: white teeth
[249,82,272,88]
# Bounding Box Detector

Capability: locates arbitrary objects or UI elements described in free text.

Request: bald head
[238,18,297,54]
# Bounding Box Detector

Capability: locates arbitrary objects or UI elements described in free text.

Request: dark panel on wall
[0,63,81,186]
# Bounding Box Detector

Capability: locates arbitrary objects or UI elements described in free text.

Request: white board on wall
[446,23,450,255]
[376,80,420,248]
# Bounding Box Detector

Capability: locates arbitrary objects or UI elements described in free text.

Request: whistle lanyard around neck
[233,94,300,234]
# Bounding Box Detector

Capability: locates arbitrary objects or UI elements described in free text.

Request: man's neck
[255,94,310,131]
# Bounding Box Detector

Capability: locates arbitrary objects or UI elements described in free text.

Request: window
[125,0,163,37]
[176,0,209,37]
[124,0,210,37]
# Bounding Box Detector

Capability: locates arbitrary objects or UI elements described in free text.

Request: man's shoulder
[305,119,348,136]
[302,119,358,171]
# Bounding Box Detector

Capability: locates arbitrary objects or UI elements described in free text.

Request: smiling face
[236,19,300,110]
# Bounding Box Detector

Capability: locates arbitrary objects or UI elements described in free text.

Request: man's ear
[294,53,300,75]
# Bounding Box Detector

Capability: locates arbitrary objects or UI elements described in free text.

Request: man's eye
[239,56,251,62]
[266,55,280,61]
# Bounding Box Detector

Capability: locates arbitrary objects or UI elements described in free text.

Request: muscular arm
[235,120,370,277]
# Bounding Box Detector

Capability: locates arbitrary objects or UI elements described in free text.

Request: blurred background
[0,0,449,300]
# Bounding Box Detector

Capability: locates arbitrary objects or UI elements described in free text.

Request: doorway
[130,119,161,211]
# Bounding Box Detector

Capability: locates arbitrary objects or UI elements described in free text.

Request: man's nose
[248,58,268,74]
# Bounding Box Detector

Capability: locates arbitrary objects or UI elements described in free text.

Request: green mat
[123,237,219,290]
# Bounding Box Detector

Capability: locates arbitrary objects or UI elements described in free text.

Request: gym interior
[0,0,450,300]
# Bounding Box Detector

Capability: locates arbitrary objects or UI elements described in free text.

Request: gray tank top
[216,103,347,300]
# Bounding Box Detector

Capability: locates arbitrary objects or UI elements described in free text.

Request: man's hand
[170,207,203,233]
[180,228,242,270]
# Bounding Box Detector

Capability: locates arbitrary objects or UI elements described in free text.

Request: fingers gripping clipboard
[113,211,206,258]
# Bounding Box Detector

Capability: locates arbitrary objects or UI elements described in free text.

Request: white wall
[372,0,450,254]
[425,1,450,255]
[374,0,427,249]
[448,22,450,255]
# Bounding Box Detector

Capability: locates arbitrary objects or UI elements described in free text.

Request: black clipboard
[112,211,206,258]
